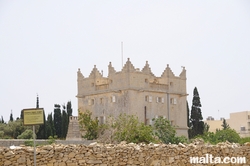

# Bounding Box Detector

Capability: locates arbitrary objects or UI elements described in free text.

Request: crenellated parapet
[141,61,155,77]
[77,58,187,96]
[179,66,186,79]
[77,58,186,79]
[121,58,136,73]
[78,58,186,80]
[88,65,103,78]
[161,64,175,78]
[69,116,78,122]
[108,62,116,76]
[77,68,84,80]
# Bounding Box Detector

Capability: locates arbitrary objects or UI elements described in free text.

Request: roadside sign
[23,108,44,125]
[22,108,45,166]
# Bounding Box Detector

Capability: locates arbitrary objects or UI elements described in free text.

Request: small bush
[47,136,56,144]
[173,136,188,144]
[113,114,156,143]
[215,128,240,143]
[17,129,34,139]
[153,116,186,144]
[0,131,4,138]
[239,137,250,145]
[78,110,99,140]
[196,128,240,144]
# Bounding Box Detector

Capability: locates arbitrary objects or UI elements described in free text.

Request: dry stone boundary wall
[0,141,250,166]
[0,139,95,147]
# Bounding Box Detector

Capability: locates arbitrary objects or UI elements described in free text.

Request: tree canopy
[221,118,230,130]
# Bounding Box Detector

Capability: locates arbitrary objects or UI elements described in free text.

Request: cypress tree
[61,104,68,138]
[10,110,13,122]
[190,87,204,138]
[187,101,192,139]
[20,110,23,119]
[0,116,4,123]
[187,101,190,128]
[36,95,47,139]
[46,113,55,137]
[66,101,73,116]
[54,104,62,138]
[221,118,230,130]
[66,101,73,136]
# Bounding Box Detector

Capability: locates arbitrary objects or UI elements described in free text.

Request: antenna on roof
[121,42,123,68]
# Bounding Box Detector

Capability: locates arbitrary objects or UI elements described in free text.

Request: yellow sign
[23,108,44,125]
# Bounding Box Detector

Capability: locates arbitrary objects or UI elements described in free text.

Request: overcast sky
[1,1,250,122]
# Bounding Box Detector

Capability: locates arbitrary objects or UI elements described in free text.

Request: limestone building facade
[205,111,250,137]
[77,58,188,137]
[227,111,250,137]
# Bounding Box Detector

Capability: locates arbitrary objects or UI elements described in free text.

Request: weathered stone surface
[17,157,26,163]
[38,150,48,155]
[87,159,102,164]
[54,146,63,151]
[0,142,250,165]
[43,145,53,150]
[4,160,12,166]
[4,151,14,157]
[68,152,76,158]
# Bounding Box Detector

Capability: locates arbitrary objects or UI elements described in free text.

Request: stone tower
[66,116,82,140]
[77,58,188,137]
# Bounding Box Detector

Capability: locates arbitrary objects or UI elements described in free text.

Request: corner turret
[179,66,186,79]
[108,62,116,76]
[77,68,84,81]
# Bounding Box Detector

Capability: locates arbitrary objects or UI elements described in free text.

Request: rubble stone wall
[0,139,94,147]
[0,141,250,166]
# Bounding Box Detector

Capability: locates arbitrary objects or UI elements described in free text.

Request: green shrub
[239,137,250,145]
[79,111,189,144]
[47,136,56,144]
[113,114,156,143]
[152,116,176,144]
[196,129,240,144]
[0,131,4,138]
[173,136,188,144]
[17,129,34,139]
[78,110,99,140]
[215,128,240,143]
[152,116,187,144]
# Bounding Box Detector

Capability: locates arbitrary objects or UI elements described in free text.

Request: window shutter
[174,98,177,105]
[170,98,173,104]
[112,96,116,102]
[149,96,152,102]
[161,97,164,103]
